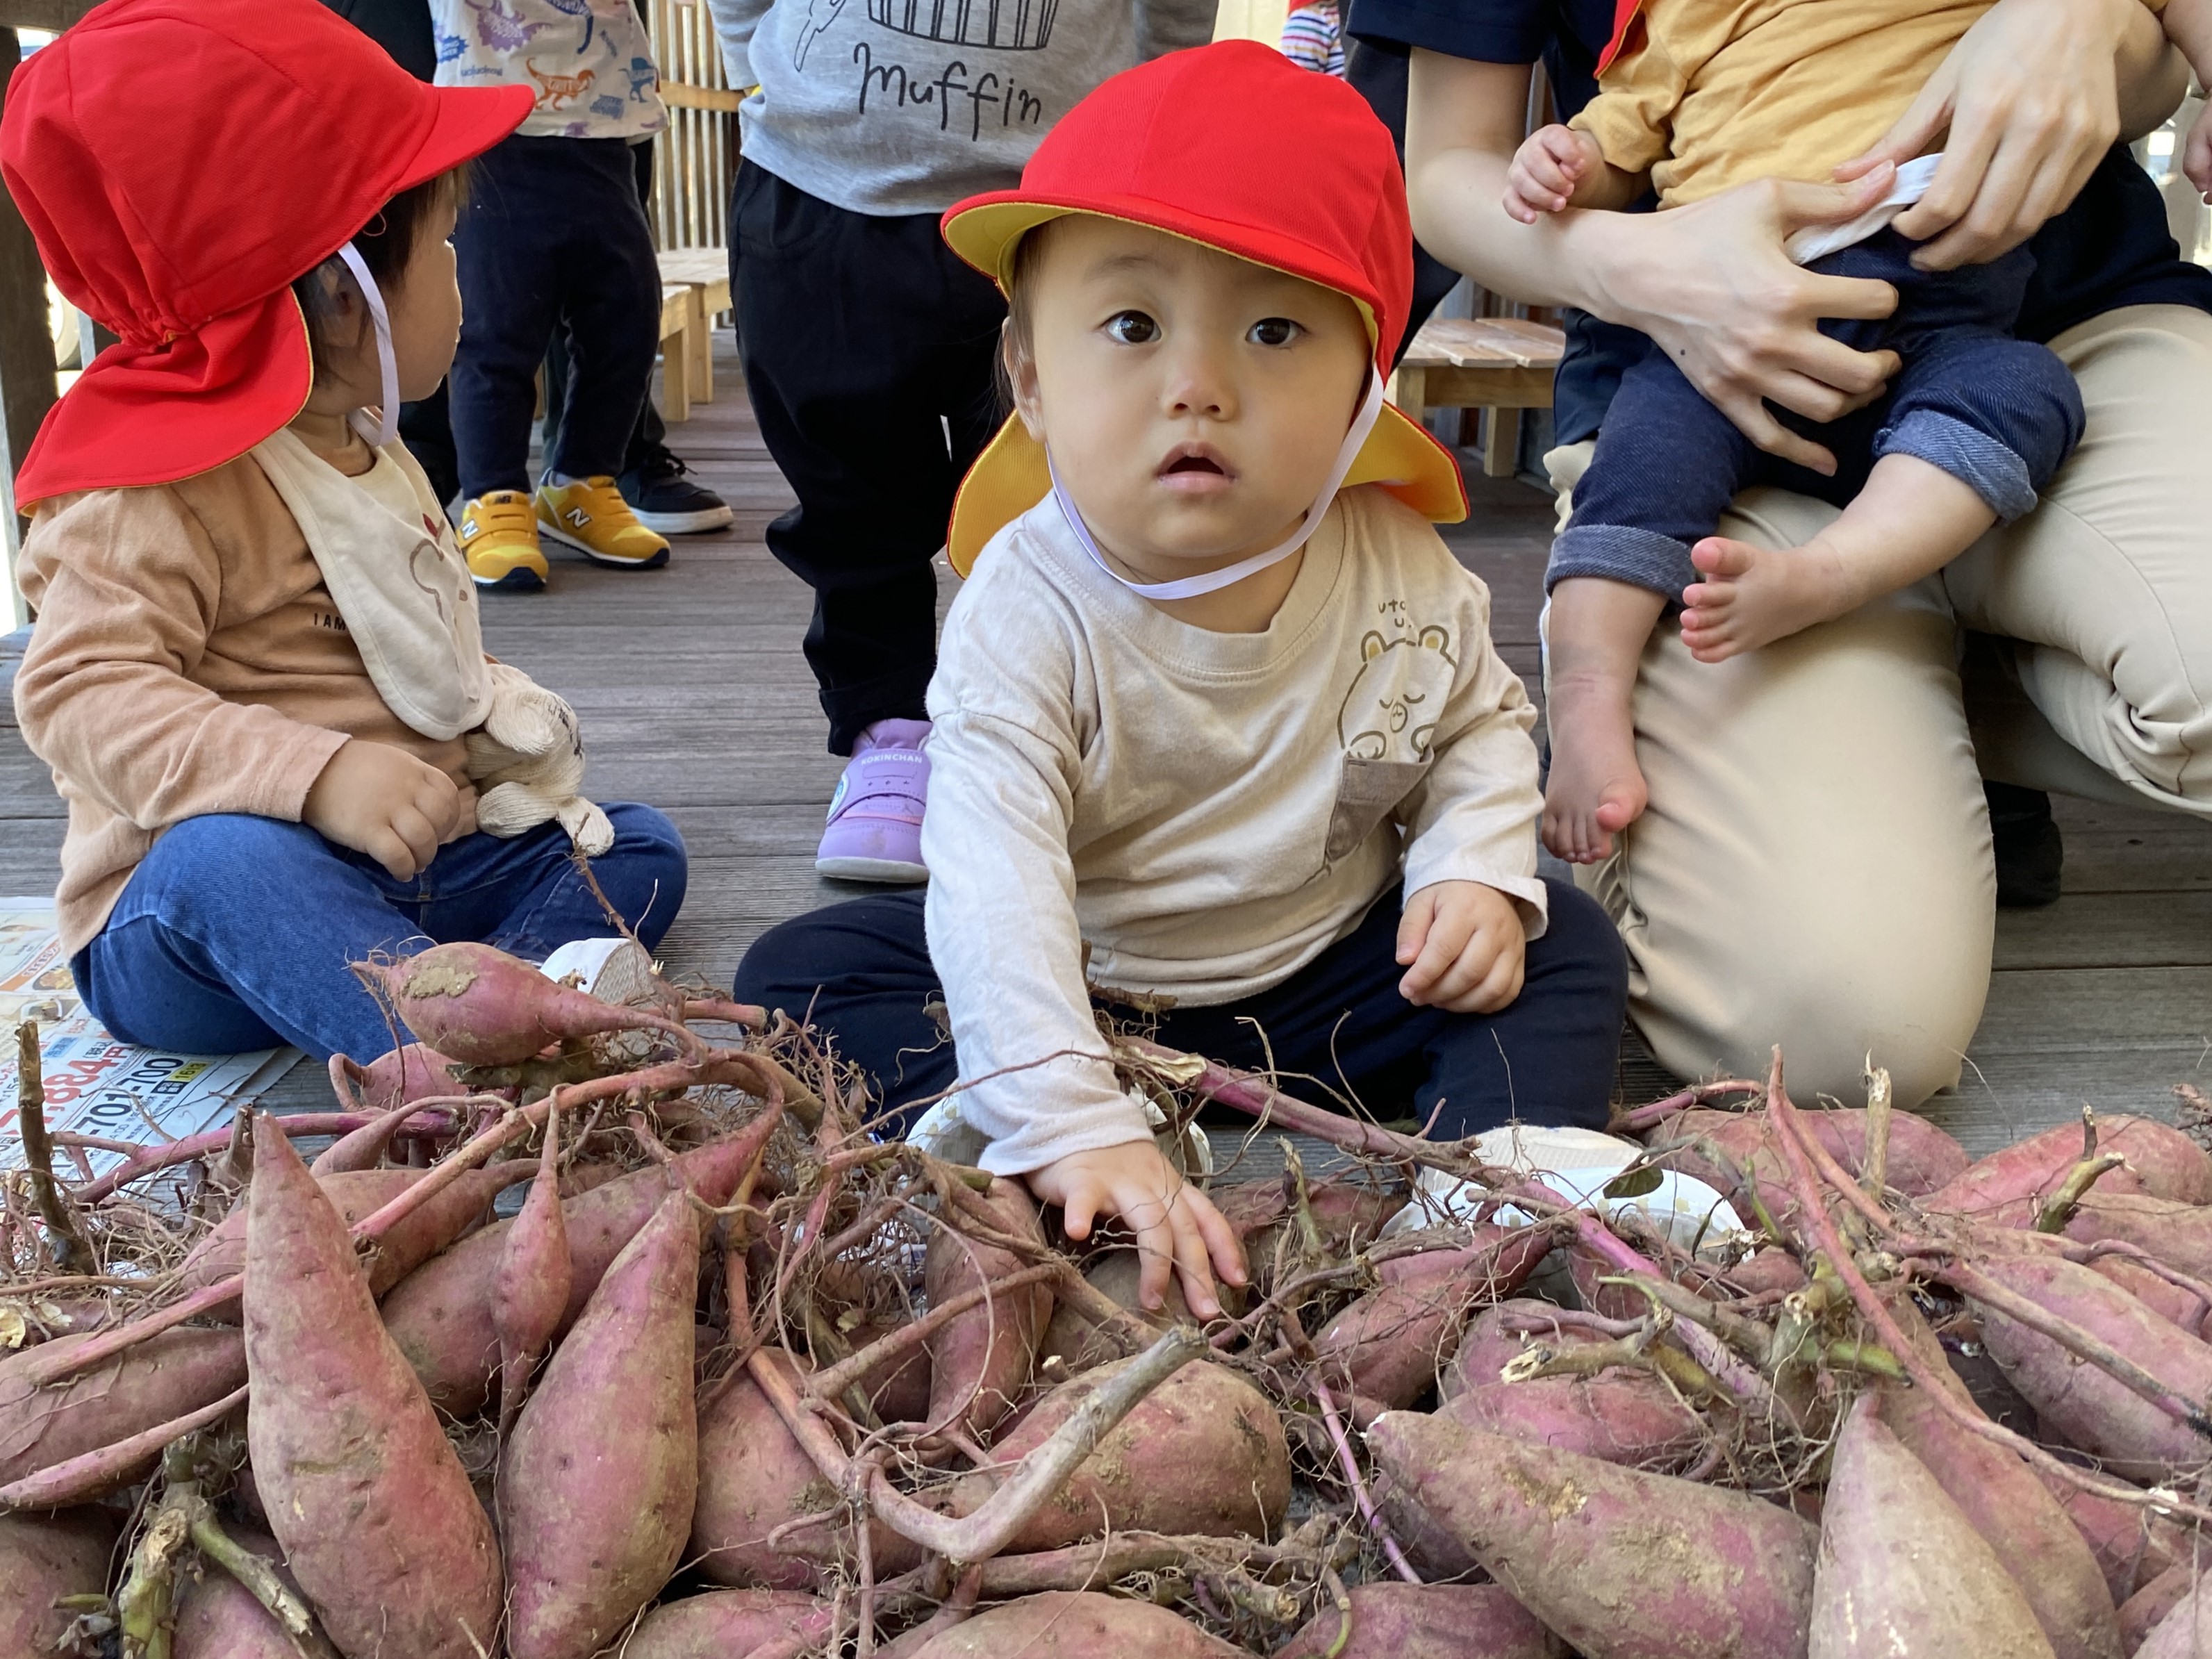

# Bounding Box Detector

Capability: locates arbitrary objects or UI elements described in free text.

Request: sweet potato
[503,1185,700,1659]
[172,1530,300,1659]
[244,1119,502,1659]
[359,940,684,1066]
[622,1589,835,1659]
[1222,1175,1407,1289]
[2067,1196,2212,1282]
[177,1162,525,1314]
[1442,1299,1601,1401]
[329,1041,469,1111]
[0,1509,114,1659]
[381,1123,772,1413]
[1648,1106,1967,1200]
[2045,1479,2195,1605]
[1274,1583,1564,1659]
[0,1325,246,1501]
[938,1353,1290,1552]
[925,1178,1052,1438]
[1925,1117,2212,1228]
[2134,1576,2212,1659]
[494,1110,571,1434]
[1967,1253,2212,1478]
[2091,1254,2211,1341]
[845,1319,934,1423]
[1314,1230,1552,1412]
[1039,1250,1180,1376]
[1876,1303,2120,1659]
[1810,1395,2055,1658]
[1441,1372,1704,1468]
[2122,1565,2199,1655]
[693,1349,924,1590]
[1368,1411,1818,1659]
[903,1591,1244,1658]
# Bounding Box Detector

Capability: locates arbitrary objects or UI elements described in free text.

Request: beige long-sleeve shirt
[13,453,474,957]
[1571,0,2158,208]
[921,485,1545,1178]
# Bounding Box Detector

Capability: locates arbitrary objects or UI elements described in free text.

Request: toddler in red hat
[3,0,687,1086]
[733,43,1630,1315]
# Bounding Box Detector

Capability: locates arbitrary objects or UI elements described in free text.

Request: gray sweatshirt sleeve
[703,0,771,87]
[1135,0,1219,58]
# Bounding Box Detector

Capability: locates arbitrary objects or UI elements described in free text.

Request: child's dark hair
[291,166,467,378]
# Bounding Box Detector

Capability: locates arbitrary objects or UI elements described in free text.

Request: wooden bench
[1389,315,1565,479]
[655,248,731,412]
[657,284,694,422]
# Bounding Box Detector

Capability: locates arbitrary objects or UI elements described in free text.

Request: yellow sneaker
[456,491,550,592]
[534,476,671,570]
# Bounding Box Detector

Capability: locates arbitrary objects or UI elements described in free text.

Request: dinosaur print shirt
[922,486,1548,1177]
[431,0,666,140]
[704,0,1213,215]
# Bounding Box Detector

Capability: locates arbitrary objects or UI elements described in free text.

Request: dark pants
[76,806,688,1063]
[1551,233,2088,598]
[1344,38,1466,369]
[543,137,668,478]
[732,879,1630,1142]
[452,133,661,499]
[729,160,1007,755]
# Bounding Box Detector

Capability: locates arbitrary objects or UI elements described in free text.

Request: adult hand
[1835,0,2136,268]
[1396,880,1527,1013]
[303,739,465,880]
[1025,1139,1247,1318]
[1587,167,1904,472]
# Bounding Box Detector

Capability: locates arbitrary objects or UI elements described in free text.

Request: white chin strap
[1053,372,1386,602]
[336,243,399,450]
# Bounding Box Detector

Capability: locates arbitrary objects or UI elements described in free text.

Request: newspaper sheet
[0,899,301,1178]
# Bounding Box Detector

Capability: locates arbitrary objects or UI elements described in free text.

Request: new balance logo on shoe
[566,507,592,528]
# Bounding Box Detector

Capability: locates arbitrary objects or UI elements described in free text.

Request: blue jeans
[732,880,1630,1141]
[74,806,688,1062]
[1549,232,2089,600]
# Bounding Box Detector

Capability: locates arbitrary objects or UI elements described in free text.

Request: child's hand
[2188,103,2212,201]
[1025,1139,1247,1319]
[1505,124,1604,222]
[1396,880,1527,1012]
[304,739,466,880]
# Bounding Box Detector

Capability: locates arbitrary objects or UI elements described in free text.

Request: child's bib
[251,427,495,741]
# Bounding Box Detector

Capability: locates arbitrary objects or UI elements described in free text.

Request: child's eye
[1248,317,1303,347]
[1103,311,1159,345]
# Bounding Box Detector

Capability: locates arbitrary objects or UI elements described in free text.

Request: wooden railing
[647,0,740,257]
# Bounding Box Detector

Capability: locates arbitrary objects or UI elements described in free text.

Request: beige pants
[1549,304,2212,1109]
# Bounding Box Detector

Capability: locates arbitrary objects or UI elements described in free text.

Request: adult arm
[1840,0,2184,267]
[1403,51,1903,469]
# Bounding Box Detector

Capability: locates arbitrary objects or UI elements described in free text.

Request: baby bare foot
[1541,672,1648,864]
[1679,536,1857,662]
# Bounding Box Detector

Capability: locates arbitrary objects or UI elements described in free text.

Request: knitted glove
[464,663,616,855]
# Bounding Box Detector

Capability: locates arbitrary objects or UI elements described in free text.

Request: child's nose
[1159,340,1237,421]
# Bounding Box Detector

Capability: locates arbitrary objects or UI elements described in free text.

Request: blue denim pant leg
[75,804,688,1062]
[732,880,1629,1141]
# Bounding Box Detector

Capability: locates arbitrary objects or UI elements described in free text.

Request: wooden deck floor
[6,330,2210,1154]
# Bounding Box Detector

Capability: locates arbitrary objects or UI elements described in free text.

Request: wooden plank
[660,81,743,113]
[1412,364,1557,410]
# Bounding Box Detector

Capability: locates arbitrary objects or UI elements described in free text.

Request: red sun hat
[938,39,1467,575]
[0,0,532,508]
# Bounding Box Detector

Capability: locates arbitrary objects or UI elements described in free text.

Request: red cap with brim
[939,41,1467,577]
[1,0,532,506]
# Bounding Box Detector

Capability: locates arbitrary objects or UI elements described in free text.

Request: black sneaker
[618,447,733,534]
[1987,780,2063,908]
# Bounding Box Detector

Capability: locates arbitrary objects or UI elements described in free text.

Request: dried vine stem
[15,1021,94,1274]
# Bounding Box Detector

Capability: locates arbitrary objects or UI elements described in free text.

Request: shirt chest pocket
[1324,754,1432,866]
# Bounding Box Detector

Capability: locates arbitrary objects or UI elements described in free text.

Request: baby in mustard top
[1496,0,2195,868]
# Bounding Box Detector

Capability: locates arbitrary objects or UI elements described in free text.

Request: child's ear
[1003,320,1046,442]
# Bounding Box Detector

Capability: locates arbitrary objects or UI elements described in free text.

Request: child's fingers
[1129,1202,1180,1312]
[1058,1177,1102,1244]
[1394,888,1437,967]
[1538,126,1590,175]
[1401,901,1473,1000]
[1164,1197,1224,1320]
[1182,1185,1248,1289]
[1452,942,1527,1014]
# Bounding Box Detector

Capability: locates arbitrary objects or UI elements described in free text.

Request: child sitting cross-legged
[735,43,1631,1316]
[3,0,688,1096]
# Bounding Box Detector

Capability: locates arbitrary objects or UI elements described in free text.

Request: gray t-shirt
[706,0,1218,216]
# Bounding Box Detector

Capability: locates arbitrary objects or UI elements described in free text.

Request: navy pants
[76,807,687,1063]
[452,134,661,499]
[732,880,1630,1141]
[729,160,1006,755]
[1550,233,2088,599]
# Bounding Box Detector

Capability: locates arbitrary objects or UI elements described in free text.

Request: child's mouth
[1157,444,1232,482]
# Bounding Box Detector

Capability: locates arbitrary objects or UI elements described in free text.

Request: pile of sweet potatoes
[10,943,2212,1658]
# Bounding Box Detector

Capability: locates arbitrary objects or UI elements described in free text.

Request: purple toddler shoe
[816,718,931,883]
